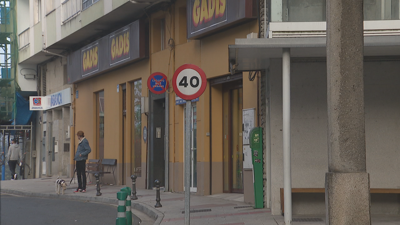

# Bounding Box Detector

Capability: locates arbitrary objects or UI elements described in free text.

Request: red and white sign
[147,72,169,94]
[172,64,207,100]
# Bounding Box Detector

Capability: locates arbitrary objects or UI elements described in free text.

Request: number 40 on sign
[172,64,207,101]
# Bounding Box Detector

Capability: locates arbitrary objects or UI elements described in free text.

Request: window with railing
[271,0,400,22]
[62,0,81,23]
[82,0,99,11]
[18,28,30,50]
[46,0,56,15]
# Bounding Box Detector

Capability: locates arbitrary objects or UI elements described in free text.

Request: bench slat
[280,188,400,214]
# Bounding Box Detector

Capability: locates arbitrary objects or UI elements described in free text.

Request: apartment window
[82,0,100,11]
[178,7,188,45]
[160,19,165,50]
[0,2,10,25]
[34,0,41,24]
[62,0,81,23]
[152,17,167,52]
[364,0,400,20]
[271,0,400,22]
[131,80,142,177]
[46,0,56,15]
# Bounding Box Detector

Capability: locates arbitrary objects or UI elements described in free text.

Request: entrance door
[148,92,165,188]
[223,81,243,193]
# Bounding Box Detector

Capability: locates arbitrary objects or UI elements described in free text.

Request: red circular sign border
[172,64,207,100]
[147,72,169,95]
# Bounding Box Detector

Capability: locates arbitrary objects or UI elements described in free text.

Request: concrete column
[326,0,371,224]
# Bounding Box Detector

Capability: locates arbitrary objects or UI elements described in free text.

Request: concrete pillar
[326,0,371,224]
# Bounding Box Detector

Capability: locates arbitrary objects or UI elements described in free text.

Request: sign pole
[172,64,207,225]
[184,100,192,225]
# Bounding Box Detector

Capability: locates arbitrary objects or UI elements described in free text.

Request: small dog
[55,178,67,195]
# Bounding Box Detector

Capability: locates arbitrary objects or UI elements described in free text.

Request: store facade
[68,0,262,205]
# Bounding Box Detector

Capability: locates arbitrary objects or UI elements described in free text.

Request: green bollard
[121,187,132,225]
[116,191,127,225]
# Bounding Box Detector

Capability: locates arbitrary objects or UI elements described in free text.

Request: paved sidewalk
[1,177,399,225]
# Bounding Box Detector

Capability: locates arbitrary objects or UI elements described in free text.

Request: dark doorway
[148,92,165,188]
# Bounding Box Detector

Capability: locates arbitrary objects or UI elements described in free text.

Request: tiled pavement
[1,176,400,225]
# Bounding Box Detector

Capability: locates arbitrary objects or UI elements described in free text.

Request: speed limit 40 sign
[172,64,207,100]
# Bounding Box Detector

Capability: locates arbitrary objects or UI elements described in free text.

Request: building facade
[17,0,400,218]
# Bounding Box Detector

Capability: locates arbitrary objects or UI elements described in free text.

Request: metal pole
[30,122,33,179]
[282,48,292,225]
[184,100,192,225]
[165,91,169,192]
[2,130,5,180]
[265,69,272,209]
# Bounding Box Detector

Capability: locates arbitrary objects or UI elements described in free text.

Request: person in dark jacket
[74,131,91,193]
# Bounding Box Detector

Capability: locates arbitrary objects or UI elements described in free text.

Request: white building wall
[41,58,72,177]
[269,58,400,215]
[17,0,30,33]
[17,64,37,91]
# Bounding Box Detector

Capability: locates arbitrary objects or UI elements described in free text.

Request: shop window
[97,91,105,159]
[131,80,142,176]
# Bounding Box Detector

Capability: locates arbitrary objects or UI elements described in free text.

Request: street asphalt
[1,176,400,225]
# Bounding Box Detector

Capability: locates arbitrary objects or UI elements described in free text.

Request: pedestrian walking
[74,131,91,193]
[7,139,21,180]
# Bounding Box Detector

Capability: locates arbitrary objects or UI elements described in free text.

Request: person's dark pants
[8,160,17,179]
[76,160,86,190]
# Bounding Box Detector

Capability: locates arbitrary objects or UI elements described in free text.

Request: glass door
[223,83,243,193]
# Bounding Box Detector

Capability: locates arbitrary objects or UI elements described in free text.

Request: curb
[1,188,163,224]
[132,202,164,224]
[0,188,117,204]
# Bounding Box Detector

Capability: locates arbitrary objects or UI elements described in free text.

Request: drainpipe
[165,91,169,191]
[282,48,292,225]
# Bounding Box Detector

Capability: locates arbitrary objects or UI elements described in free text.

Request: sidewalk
[1,177,399,225]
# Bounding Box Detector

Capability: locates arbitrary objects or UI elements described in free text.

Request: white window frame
[34,0,42,24]
[46,0,56,15]
[61,0,81,24]
[269,20,400,38]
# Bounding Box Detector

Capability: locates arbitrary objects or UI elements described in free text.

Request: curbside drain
[181,209,212,214]
[293,218,323,222]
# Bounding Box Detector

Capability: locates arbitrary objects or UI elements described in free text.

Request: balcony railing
[18,28,30,50]
[271,0,400,22]
[62,0,81,23]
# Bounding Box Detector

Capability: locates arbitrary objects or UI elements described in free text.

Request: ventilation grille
[234,205,253,209]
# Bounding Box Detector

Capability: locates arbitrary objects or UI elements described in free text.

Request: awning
[228,35,400,72]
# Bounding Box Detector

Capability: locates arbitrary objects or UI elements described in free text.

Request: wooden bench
[280,188,400,214]
[86,159,117,185]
